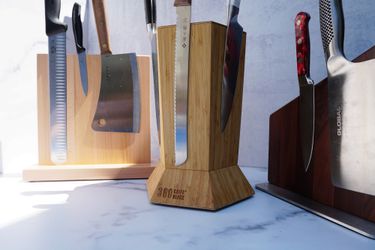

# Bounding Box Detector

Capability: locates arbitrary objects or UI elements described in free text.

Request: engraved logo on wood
[157,187,187,200]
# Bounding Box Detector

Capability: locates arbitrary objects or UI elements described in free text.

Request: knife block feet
[147,22,254,210]
[23,55,153,181]
[257,46,375,238]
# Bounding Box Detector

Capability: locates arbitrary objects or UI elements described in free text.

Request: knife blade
[72,3,88,96]
[45,0,68,164]
[174,0,191,166]
[221,0,243,131]
[144,0,160,144]
[320,0,375,195]
[91,0,140,133]
[295,12,315,172]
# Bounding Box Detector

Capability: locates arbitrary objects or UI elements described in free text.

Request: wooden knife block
[267,46,375,223]
[23,55,153,181]
[147,22,254,210]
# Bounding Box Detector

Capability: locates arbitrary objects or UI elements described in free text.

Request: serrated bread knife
[221,0,243,131]
[320,0,375,195]
[45,0,68,164]
[174,0,191,166]
[72,3,88,96]
[295,12,315,172]
[144,0,161,144]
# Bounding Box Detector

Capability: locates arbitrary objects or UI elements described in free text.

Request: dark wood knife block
[265,46,375,223]
[147,22,254,210]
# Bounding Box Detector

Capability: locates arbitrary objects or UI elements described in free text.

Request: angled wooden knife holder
[147,22,254,210]
[23,54,153,181]
[257,46,375,238]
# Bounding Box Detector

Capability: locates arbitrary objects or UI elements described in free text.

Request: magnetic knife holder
[147,22,254,210]
[257,46,375,239]
[23,55,154,181]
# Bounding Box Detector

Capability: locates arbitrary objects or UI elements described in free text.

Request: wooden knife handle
[92,0,112,55]
[295,12,311,77]
[174,0,191,7]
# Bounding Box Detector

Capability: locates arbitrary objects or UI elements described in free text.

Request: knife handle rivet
[297,38,303,45]
[98,118,107,127]
[296,19,301,26]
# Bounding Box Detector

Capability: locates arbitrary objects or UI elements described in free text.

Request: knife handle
[295,12,311,77]
[92,0,112,55]
[174,0,191,7]
[72,3,86,54]
[144,0,156,25]
[230,0,241,8]
[45,0,67,36]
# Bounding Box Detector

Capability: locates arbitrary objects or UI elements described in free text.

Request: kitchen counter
[0,167,374,250]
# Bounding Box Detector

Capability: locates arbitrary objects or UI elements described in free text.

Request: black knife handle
[295,12,311,77]
[45,0,67,36]
[72,3,86,53]
[144,0,156,25]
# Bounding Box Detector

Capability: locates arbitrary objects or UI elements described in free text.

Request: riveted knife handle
[72,3,85,54]
[174,0,191,7]
[45,0,67,36]
[295,12,311,77]
[144,0,156,25]
[92,0,112,55]
[319,0,345,59]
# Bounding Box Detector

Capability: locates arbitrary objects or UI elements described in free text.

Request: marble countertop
[0,167,374,250]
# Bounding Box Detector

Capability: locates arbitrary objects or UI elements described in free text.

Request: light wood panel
[147,22,254,210]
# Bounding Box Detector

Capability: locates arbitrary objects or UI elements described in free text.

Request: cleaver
[91,0,140,133]
[320,0,375,195]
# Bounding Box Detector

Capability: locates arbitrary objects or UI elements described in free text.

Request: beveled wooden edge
[23,164,155,182]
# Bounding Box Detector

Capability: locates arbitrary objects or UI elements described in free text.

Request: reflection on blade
[78,52,88,96]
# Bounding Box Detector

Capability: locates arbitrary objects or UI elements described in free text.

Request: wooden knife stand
[23,55,154,181]
[147,22,254,210]
[256,46,375,238]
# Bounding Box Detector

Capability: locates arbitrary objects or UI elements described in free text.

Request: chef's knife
[174,0,191,166]
[295,12,315,172]
[92,0,140,133]
[221,0,243,131]
[45,0,68,164]
[320,0,375,195]
[144,0,160,144]
[72,3,88,96]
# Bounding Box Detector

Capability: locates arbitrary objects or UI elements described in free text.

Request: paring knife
[221,0,243,131]
[144,0,160,144]
[72,3,88,96]
[174,0,192,166]
[91,0,140,133]
[320,0,375,195]
[45,0,68,164]
[295,12,315,172]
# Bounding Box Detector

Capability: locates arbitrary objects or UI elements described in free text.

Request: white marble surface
[0,167,374,250]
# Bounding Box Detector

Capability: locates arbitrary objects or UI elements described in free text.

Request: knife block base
[146,22,254,210]
[259,46,375,238]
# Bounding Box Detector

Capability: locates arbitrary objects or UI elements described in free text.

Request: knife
[295,12,315,172]
[320,0,375,195]
[91,0,140,133]
[45,0,68,164]
[144,0,160,144]
[221,0,243,131]
[174,0,192,166]
[72,3,88,96]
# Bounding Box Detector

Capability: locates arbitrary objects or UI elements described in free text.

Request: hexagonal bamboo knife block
[147,22,254,210]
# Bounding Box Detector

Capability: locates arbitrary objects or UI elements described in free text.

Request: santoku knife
[72,3,88,96]
[221,0,243,131]
[45,0,68,164]
[295,12,315,172]
[174,0,192,166]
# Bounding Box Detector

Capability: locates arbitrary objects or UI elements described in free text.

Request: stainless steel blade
[48,32,67,164]
[221,0,243,131]
[174,6,191,166]
[298,76,315,171]
[78,51,88,96]
[92,53,140,133]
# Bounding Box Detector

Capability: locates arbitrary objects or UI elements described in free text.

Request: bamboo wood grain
[92,0,111,54]
[147,22,254,210]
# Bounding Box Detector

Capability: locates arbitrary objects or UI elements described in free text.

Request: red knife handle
[295,12,311,77]
[174,0,191,7]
